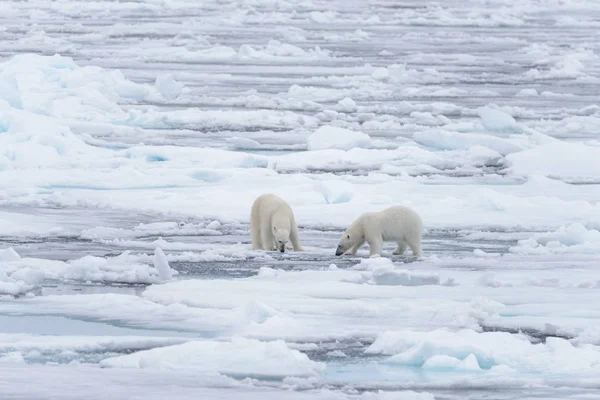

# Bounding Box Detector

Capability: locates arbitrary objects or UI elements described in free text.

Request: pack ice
[1,1,600,399]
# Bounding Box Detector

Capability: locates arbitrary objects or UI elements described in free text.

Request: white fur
[250,194,303,252]
[335,205,423,257]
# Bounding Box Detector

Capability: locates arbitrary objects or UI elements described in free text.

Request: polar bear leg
[405,234,422,257]
[408,241,422,257]
[393,241,407,255]
[368,236,383,257]
[344,238,365,255]
[260,218,275,250]
[290,223,303,251]
[251,219,262,250]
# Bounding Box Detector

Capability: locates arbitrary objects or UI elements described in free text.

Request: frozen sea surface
[1,0,600,399]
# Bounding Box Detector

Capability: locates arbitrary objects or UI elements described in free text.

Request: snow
[337,97,358,112]
[306,126,372,151]
[100,337,324,379]
[509,223,600,254]
[371,68,389,81]
[155,74,184,101]
[515,88,539,97]
[153,247,173,282]
[0,352,25,364]
[0,334,185,354]
[0,247,20,262]
[477,106,522,134]
[318,180,354,204]
[0,251,178,295]
[368,266,442,287]
[1,0,600,398]
[507,141,600,182]
[412,129,525,155]
[0,362,437,400]
[368,328,600,375]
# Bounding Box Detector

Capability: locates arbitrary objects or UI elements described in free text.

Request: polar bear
[250,193,303,252]
[335,205,423,257]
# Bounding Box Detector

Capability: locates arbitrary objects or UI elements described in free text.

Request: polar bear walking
[335,205,423,257]
[250,194,303,252]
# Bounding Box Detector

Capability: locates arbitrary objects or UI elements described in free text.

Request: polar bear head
[335,220,364,256]
[273,225,290,253]
[272,225,290,252]
[272,212,291,252]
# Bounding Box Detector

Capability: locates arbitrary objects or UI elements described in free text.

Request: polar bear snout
[335,245,344,256]
[278,240,286,252]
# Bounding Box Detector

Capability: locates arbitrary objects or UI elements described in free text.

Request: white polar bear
[250,193,303,252]
[335,205,423,257]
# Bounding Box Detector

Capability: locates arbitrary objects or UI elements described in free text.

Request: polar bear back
[252,193,292,225]
[364,205,423,241]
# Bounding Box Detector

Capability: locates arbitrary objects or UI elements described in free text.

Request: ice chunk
[306,125,371,151]
[7,267,45,286]
[0,110,9,133]
[309,11,337,23]
[337,97,357,112]
[190,169,226,182]
[456,353,481,371]
[206,220,221,230]
[153,247,172,282]
[413,129,525,155]
[534,223,600,246]
[124,146,269,169]
[318,180,354,204]
[0,268,35,296]
[368,267,440,286]
[421,354,461,370]
[0,73,22,108]
[0,249,41,295]
[0,251,176,294]
[0,352,25,364]
[242,300,281,324]
[0,280,31,296]
[154,74,184,101]
[0,111,111,169]
[326,350,347,358]
[515,88,539,97]
[81,222,222,241]
[507,141,600,182]
[371,67,389,81]
[0,54,157,120]
[526,54,586,79]
[359,392,435,400]
[226,136,261,149]
[0,247,20,262]
[472,249,500,258]
[237,41,329,61]
[65,253,173,284]
[510,223,600,254]
[354,257,396,271]
[100,337,324,379]
[542,115,600,138]
[477,106,522,134]
[368,328,600,374]
[350,258,445,286]
[0,334,185,355]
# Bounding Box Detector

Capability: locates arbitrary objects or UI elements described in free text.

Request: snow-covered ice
[100,337,325,379]
[307,125,372,151]
[1,0,600,398]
